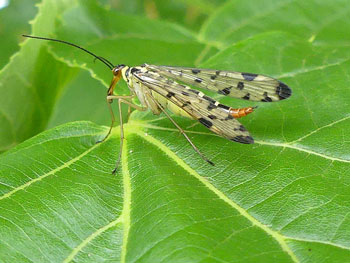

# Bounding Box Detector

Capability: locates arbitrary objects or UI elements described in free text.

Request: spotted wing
[132,70,254,144]
[144,64,291,102]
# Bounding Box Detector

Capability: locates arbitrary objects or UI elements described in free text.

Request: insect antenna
[93,56,115,68]
[22,35,114,70]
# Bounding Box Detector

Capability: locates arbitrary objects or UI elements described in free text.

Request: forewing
[132,70,254,144]
[145,64,291,102]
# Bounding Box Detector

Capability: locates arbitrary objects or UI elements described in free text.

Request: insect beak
[107,68,122,97]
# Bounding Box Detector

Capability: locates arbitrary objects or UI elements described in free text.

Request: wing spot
[218,103,230,111]
[237,82,244,90]
[218,103,230,110]
[208,115,217,120]
[195,78,203,83]
[231,135,254,144]
[210,75,217,80]
[242,93,250,100]
[191,69,201,74]
[199,118,213,128]
[234,125,247,132]
[261,92,273,102]
[276,82,292,100]
[207,104,217,111]
[218,87,232,95]
[166,92,175,98]
[203,95,216,104]
[242,72,258,81]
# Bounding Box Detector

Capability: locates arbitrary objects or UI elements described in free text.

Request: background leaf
[47,0,211,128]
[0,0,40,68]
[200,0,350,47]
[103,0,227,31]
[0,0,78,152]
[1,0,350,262]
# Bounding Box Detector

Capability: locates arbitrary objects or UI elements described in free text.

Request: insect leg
[96,95,135,144]
[112,98,147,174]
[146,93,214,166]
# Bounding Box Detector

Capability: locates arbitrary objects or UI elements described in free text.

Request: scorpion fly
[23,35,292,174]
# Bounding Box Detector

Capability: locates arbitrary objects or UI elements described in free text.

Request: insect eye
[112,68,119,75]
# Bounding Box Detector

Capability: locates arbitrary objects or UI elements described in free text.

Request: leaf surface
[0,0,78,152]
[200,0,350,47]
[0,0,39,68]
[1,0,350,262]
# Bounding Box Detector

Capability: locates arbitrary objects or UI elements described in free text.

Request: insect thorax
[122,66,192,118]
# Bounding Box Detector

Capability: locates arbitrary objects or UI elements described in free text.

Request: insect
[23,35,292,173]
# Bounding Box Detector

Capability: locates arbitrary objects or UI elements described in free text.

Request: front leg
[110,97,147,174]
[96,95,136,144]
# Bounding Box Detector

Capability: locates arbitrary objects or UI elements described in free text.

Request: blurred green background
[0,0,226,151]
[0,0,225,69]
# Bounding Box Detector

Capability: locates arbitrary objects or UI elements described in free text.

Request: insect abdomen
[229,107,255,118]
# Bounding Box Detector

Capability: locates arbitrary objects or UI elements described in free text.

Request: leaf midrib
[3,120,348,261]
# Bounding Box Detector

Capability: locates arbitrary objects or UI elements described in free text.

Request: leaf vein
[134,122,350,163]
[289,115,350,144]
[63,216,123,263]
[120,135,132,263]
[285,236,350,251]
[0,132,106,201]
[131,129,299,263]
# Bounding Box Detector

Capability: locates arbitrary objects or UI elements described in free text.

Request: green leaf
[141,0,226,31]
[200,0,350,47]
[2,29,350,261]
[0,122,123,262]
[46,0,209,127]
[51,0,202,70]
[102,0,226,31]
[0,0,210,151]
[1,0,350,262]
[0,0,40,68]
[47,70,111,128]
[0,0,79,152]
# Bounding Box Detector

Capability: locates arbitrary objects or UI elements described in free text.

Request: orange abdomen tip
[229,106,256,118]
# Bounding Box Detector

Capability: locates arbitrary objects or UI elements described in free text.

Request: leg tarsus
[112,101,124,174]
[110,98,147,174]
[97,100,115,144]
[207,159,215,166]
